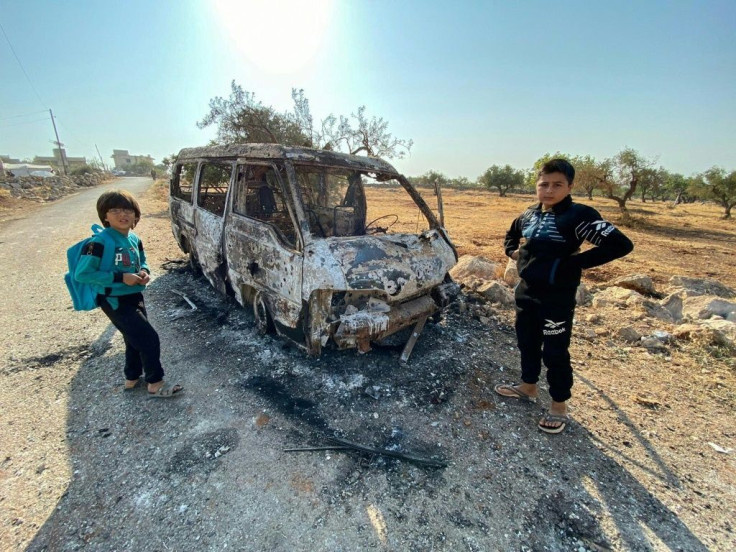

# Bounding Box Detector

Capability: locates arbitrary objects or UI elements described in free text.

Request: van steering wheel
[364,214,398,234]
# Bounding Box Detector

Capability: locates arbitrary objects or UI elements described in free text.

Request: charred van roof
[175,143,400,176]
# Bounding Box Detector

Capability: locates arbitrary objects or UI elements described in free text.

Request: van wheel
[253,291,274,335]
[188,250,202,276]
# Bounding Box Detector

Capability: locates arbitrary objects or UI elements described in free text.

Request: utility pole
[95,144,107,171]
[49,108,68,175]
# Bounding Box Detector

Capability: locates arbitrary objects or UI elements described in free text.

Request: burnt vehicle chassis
[169,144,458,361]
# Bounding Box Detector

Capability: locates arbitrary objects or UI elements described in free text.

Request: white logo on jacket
[592,220,615,236]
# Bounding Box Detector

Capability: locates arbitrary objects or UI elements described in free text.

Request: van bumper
[333,294,439,351]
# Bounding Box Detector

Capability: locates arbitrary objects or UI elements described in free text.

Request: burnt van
[169,144,458,360]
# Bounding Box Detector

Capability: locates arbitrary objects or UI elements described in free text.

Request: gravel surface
[0,179,733,551]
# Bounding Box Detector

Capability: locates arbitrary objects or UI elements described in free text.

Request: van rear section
[169,143,458,361]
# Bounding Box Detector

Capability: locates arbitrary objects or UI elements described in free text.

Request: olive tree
[411,170,450,188]
[478,164,525,196]
[597,147,653,219]
[695,167,736,218]
[198,81,413,159]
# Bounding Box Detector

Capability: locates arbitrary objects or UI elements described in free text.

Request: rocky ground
[1,181,734,551]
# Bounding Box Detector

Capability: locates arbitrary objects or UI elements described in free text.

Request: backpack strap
[93,225,118,296]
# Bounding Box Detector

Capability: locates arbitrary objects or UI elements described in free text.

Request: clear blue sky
[1,0,734,178]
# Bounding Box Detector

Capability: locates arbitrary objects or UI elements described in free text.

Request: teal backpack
[64,224,116,311]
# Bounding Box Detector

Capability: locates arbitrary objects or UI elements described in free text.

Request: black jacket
[505,195,634,290]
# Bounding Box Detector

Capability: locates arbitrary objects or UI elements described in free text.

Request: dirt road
[0,181,728,551]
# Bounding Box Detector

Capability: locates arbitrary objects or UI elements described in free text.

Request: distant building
[111,149,154,169]
[1,155,22,164]
[33,148,87,172]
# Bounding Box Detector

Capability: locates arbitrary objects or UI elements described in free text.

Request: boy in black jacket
[496,159,633,433]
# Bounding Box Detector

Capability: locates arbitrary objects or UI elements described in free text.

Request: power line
[0,110,49,121]
[0,20,46,108]
[0,116,51,128]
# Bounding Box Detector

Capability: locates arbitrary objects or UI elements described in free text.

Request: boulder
[477,281,515,307]
[503,259,519,286]
[638,299,676,322]
[667,276,735,299]
[616,326,642,343]
[449,255,500,284]
[660,293,684,321]
[681,296,736,320]
[592,287,643,308]
[673,320,735,349]
[640,336,668,351]
[611,274,657,296]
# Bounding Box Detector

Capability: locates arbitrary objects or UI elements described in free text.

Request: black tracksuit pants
[514,280,576,402]
[99,293,164,384]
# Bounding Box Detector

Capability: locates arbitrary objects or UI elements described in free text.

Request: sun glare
[212,0,334,73]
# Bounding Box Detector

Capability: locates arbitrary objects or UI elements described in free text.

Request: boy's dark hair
[538,158,575,185]
[97,189,141,228]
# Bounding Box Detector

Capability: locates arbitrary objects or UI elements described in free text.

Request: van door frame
[191,159,236,295]
[224,160,305,332]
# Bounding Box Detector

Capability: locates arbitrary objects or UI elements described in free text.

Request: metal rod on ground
[285,436,447,469]
[283,446,352,452]
[171,289,197,310]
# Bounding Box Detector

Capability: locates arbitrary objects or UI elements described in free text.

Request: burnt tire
[189,252,202,276]
[182,238,202,276]
[253,291,274,335]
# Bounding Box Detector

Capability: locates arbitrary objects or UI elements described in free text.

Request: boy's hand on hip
[122,272,144,286]
[510,250,519,261]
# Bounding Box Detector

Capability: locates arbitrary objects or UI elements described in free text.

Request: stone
[503,258,519,286]
[700,319,736,344]
[667,276,735,299]
[673,321,735,349]
[477,281,515,307]
[681,296,736,320]
[575,283,592,306]
[449,255,500,284]
[592,287,642,308]
[639,299,676,322]
[660,293,684,321]
[641,336,667,351]
[611,274,657,296]
[616,326,642,343]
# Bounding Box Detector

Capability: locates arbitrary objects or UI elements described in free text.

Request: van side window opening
[197,162,233,217]
[233,164,297,248]
[172,163,197,202]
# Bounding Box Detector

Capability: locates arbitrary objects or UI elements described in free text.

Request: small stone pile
[0,172,109,202]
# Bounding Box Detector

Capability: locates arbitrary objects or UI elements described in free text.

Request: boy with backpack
[495,159,632,433]
[73,189,183,398]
